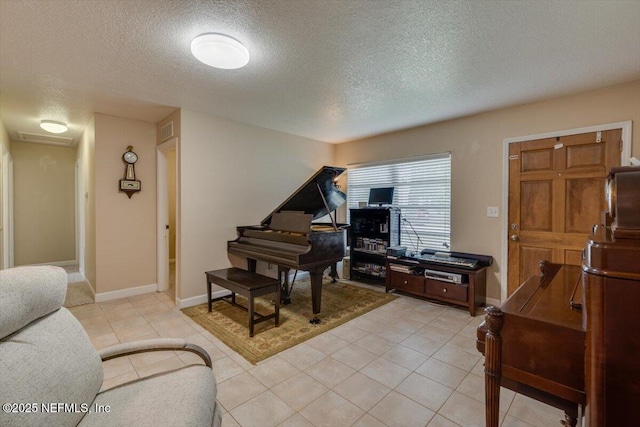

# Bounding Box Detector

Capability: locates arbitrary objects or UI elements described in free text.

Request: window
[347,153,451,252]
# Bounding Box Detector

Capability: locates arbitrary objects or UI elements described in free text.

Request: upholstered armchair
[0,266,222,427]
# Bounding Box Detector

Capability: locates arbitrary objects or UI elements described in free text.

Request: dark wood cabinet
[389,270,425,294]
[386,257,487,316]
[425,279,469,303]
[349,208,400,282]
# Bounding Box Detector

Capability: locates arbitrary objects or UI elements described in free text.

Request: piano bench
[205,268,281,337]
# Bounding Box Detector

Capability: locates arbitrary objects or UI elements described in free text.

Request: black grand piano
[227,166,349,318]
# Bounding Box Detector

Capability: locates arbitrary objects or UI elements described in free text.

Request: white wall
[94,114,157,294]
[12,141,76,265]
[179,110,334,302]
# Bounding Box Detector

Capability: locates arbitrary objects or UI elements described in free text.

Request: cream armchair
[0,266,222,427]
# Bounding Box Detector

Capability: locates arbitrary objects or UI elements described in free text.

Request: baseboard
[30,260,78,267]
[177,289,231,309]
[95,283,158,303]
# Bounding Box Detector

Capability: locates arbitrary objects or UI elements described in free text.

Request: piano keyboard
[420,254,478,269]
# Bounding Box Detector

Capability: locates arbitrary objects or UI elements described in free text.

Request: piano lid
[262,166,347,225]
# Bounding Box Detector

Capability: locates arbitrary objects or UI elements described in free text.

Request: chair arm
[98,338,212,368]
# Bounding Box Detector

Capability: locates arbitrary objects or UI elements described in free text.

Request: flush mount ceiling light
[191,33,250,69]
[40,120,68,134]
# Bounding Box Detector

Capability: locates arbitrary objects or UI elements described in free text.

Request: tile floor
[68,282,565,427]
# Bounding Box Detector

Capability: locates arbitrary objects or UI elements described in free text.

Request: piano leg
[247,258,257,273]
[484,306,504,427]
[278,267,292,305]
[329,263,339,283]
[309,267,325,316]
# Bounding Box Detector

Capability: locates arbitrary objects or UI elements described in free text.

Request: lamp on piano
[402,217,423,255]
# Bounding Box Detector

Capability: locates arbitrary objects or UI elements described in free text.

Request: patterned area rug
[182,278,397,364]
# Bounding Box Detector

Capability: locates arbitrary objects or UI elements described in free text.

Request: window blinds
[347,153,451,251]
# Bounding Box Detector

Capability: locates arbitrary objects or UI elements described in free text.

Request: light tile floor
[69,283,565,427]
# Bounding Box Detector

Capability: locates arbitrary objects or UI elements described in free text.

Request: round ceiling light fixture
[40,120,68,134]
[191,33,250,69]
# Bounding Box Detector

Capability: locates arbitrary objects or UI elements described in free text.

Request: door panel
[565,178,606,233]
[507,129,621,295]
[521,181,552,231]
[566,144,604,169]
[522,149,554,172]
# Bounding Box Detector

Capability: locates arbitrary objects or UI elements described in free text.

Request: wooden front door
[507,129,621,295]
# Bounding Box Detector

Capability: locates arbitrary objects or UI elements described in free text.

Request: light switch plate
[487,206,499,218]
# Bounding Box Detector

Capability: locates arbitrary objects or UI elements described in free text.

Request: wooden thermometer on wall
[119,145,141,198]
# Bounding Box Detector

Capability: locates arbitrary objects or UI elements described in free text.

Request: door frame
[500,121,632,302]
[156,137,178,295]
[2,152,14,269]
[75,159,85,275]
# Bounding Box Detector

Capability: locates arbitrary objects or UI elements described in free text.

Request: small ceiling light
[191,33,250,69]
[40,120,68,134]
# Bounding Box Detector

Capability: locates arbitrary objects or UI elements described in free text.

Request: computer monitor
[368,187,394,206]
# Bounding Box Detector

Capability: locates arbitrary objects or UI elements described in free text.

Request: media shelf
[385,257,487,316]
[349,208,400,282]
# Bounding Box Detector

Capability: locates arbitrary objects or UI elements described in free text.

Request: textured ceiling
[1,0,639,145]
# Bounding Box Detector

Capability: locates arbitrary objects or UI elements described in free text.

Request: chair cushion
[0,308,103,427]
[0,266,67,339]
[78,365,220,427]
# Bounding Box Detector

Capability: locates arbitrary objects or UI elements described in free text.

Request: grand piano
[227,166,349,318]
[476,166,640,427]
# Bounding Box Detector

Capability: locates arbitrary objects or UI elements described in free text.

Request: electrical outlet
[487,207,499,218]
[267,263,273,269]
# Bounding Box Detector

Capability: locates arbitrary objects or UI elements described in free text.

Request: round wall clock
[123,150,138,165]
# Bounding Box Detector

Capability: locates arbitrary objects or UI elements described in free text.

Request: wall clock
[119,145,141,198]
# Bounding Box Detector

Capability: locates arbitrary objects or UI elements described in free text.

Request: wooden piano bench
[205,268,281,337]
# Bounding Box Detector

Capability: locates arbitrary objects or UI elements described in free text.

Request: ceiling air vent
[17,131,74,147]
[160,121,174,142]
